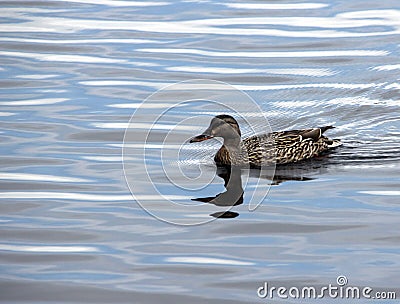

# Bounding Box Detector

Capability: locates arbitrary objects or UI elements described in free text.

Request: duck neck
[223,137,241,151]
[214,137,242,166]
[222,137,242,164]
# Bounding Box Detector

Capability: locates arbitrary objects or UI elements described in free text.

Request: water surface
[0,0,399,303]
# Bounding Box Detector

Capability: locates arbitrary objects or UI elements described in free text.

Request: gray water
[1,0,400,303]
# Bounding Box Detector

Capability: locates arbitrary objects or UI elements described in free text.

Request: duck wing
[242,126,338,165]
[273,126,338,164]
[274,126,335,143]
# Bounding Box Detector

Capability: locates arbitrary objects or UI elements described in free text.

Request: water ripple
[165,256,254,266]
[0,192,188,201]
[80,80,381,91]
[360,191,400,196]
[0,244,99,253]
[373,64,400,71]
[166,66,336,77]
[138,48,388,58]
[0,37,165,44]
[3,9,398,38]
[0,51,126,64]
[1,0,399,301]
[0,173,91,183]
[61,0,169,7]
[0,98,68,106]
[222,2,329,10]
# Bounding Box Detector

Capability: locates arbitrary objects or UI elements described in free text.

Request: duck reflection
[249,159,328,185]
[192,158,330,219]
[192,167,243,219]
[192,167,244,206]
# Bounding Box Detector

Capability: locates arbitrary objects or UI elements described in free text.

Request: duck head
[190,114,241,145]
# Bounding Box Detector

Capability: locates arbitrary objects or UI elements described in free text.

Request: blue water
[0,0,399,303]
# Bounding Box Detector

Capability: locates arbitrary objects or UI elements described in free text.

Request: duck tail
[320,125,335,134]
[327,138,342,149]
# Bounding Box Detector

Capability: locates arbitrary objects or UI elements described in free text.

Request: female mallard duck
[190,114,341,167]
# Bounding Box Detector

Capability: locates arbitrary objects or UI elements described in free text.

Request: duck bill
[190,134,213,143]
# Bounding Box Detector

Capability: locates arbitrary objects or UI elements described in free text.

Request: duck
[190,114,341,167]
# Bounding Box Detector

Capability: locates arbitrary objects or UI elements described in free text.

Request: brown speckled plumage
[191,115,341,167]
